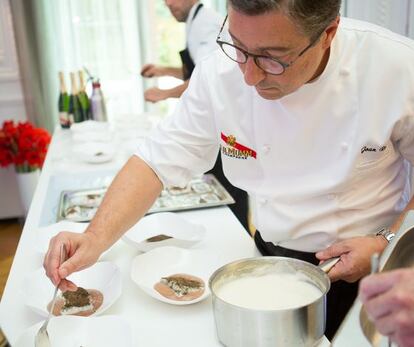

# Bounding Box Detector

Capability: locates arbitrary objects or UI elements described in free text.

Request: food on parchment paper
[48,287,103,316]
[69,193,103,207]
[145,234,173,243]
[154,273,205,301]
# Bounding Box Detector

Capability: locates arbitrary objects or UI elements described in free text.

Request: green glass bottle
[69,72,85,124]
[58,71,70,128]
[78,70,90,120]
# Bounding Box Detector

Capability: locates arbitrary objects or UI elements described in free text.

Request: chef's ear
[320,16,340,50]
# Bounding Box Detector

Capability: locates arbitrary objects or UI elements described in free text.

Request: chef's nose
[242,57,266,86]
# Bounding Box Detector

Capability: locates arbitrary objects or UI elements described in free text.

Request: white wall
[344,0,414,38]
[0,0,26,218]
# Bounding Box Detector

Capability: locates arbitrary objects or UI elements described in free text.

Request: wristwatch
[375,228,395,243]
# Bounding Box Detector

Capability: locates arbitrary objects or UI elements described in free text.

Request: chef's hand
[359,268,414,347]
[43,231,105,292]
[144,87,170,103]
[316,236,387,282]
[140,64,165,78]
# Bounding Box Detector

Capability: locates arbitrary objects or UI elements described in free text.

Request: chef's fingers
[359,270,403,302]
[141,64,155,77]
[140,64,152,75]
[58,248,84,280]
[362,289,396,320]
[44,232,73,286]
[372,310,407,337]
[58,278,78,292]
[324,261,344,282]
[316,241,350,260]
[58,233,101,281]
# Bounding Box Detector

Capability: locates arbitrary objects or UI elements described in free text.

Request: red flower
[0,120,51,172]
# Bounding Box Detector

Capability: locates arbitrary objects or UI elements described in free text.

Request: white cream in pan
[216,273,322,310]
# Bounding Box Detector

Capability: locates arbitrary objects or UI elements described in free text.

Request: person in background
[142,0,250,230]
[44,0,414,340]
[360,267,414,347]
[141,0,222,103]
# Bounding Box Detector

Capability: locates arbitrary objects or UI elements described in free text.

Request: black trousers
[254,231,359,341]
[207,153,249,232]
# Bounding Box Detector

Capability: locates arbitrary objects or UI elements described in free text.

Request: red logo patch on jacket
[221,132,257,160]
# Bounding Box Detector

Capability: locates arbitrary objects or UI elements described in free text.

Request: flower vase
[16,169,40,215]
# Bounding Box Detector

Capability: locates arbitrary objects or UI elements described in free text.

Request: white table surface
[0,126,330,346]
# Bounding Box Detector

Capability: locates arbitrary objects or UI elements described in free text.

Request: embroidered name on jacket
[221,133,257,160]
[361,145,387,154]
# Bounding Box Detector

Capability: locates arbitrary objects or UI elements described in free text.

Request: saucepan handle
[318,257,340,273]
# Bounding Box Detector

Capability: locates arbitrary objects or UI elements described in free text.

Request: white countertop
[0,125,330,346]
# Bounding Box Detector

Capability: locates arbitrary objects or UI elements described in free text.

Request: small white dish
[122,212,205,252]
[35,221,88,254]
[130,246,221,305]
[14,315,132,347]
[72,142,115,164]
[23,261,122,317]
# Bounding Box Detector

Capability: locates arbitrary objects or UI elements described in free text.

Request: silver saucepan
[209,256,339,347]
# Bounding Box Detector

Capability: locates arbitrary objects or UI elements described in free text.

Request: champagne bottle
[68,72,84,124]
[58,72,70,128]
[78,70,90,120]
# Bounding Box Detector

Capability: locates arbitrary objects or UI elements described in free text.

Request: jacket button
[340,68,350,76]
[262,145,271,154]
[259,198,268,205]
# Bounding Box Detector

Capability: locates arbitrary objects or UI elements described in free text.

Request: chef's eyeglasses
[216,15,323,76]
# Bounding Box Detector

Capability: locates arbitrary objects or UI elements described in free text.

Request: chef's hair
[227,0,341,41]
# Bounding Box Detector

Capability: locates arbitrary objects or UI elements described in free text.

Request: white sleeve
[190,11,223,65]
[191,26,220,65]
[393,113,414,164]
[390,50,414,163]
[134,62,219,187]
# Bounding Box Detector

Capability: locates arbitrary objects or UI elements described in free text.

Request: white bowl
[14,315,132,347]
[72,142,115,163]
[130,246,221,305]
[23,261,122,317]
[35,221,88,254]
[122,212,205,252]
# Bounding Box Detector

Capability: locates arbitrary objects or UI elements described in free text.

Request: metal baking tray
[57,174,235,222]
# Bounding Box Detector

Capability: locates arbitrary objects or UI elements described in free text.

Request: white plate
[35,221,88,254]
[130,246,221,305]
[14,315,132,347]
[23,261,122,317]
[72,142,115,163]
[122,212,205,252]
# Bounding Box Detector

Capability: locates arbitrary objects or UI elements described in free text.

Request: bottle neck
[59,72,67,93]
[70,73,78,94]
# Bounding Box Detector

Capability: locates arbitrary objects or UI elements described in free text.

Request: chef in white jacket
[141,0,222,102]
[142,0,249,230]
[44,0,414,340]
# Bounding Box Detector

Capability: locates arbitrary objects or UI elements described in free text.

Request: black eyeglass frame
[216,15,324,76]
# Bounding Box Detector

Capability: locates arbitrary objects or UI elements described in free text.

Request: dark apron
[179,3,204,80]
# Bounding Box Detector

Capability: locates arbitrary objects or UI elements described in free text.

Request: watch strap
[376,228,395,243]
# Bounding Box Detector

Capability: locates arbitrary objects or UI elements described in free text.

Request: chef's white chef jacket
[185,2,223,65]
[136,17,414,252]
